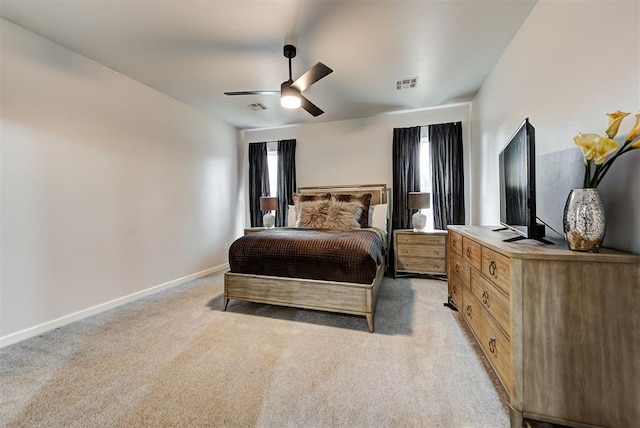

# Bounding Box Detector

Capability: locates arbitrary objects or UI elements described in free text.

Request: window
[419,135,434,230]
[267,142,278,197]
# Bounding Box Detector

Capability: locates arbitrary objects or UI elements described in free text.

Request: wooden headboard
[297,184,388,205]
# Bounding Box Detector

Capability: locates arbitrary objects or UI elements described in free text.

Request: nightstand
[393,229,447,278]
[243,227,268,236]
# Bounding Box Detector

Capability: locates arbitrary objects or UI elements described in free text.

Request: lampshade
[408,192,430,210]
[260,196,278,211]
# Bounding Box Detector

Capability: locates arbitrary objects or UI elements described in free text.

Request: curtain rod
[418,121,462,128]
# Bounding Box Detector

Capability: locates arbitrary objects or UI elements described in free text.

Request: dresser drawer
[396,256,445,273]
[481,246,511,297]
[449,252,470,288]
[462,287,482,334]
[449,276,463,309]
[474,300,513,396]
[449,231,463,255]
[470,270,510,338]
[462,237,482,270]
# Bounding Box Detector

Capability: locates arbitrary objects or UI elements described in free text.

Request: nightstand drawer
[244,227,267,235]
[396,256,445,273]
[396,232,446,245]
[396,231,447,248]
[397,245,446,258]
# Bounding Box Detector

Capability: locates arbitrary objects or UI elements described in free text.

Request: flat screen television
[498,118,551,244]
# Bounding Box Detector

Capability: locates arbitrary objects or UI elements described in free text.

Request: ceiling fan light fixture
[280,82,301,109]
[281,94,301,109]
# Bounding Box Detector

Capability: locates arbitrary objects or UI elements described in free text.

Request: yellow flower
[605,110,630,138]
[591,136,619,164]
[626,113,640,145]
[576,110,639,188]
[574,133,599,161]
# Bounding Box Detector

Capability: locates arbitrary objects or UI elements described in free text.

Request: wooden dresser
[393,229,447,277]
[447,225,639,428]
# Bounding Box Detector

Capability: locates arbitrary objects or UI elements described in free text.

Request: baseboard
[0,263,229,348]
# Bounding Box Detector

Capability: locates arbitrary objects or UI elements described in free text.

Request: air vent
[247,103,268,111]
[395,77,418,90]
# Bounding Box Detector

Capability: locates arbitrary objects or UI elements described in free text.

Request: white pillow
[287,205,296,227]
[370,204,388,232]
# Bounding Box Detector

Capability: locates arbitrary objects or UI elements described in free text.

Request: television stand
[492,226,508,232]
[499,223,553,245]
[502,235,554,245]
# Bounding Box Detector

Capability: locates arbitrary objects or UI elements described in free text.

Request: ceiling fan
[224,44,333,117]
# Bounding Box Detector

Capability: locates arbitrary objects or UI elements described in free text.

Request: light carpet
[0,272,509,427]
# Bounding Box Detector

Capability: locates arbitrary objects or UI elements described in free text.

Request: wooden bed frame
[223,184,389,332]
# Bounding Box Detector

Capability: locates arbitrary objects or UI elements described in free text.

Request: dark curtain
[248,142,270,227]
[429,121,465,229]
[392,126,422,231]
[276,139,296,227]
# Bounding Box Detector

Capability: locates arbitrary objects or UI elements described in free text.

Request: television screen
[499,124,529,235]
[497,118,549,243]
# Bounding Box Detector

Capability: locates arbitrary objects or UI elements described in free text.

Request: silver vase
[562,188,606,252]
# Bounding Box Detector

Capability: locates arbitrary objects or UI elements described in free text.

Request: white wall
[0,20,241,344]
[241,104,471,226]
[471,0,640,253]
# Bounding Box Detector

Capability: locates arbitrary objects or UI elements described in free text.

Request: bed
[223,184,389,332]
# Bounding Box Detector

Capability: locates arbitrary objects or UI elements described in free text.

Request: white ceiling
[1,0,537,130]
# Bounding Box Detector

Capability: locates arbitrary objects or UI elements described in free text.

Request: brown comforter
[228,228,386,284]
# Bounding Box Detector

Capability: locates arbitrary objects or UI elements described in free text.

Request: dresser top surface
[448,225,640,262]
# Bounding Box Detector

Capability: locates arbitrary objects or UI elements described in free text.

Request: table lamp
[260,196,278,228]
[408,192,430,232]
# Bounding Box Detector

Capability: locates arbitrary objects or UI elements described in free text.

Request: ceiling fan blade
[299,94,324,117]
[224,91,279,96]
[291,62,333,93]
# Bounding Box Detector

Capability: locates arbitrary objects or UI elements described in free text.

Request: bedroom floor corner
[0,272,510,427]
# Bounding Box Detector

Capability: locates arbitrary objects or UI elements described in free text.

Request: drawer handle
[452,283,458,294]
[489,260,498,278]
[455,263,460,273]
[482,290,490,306]
[489,337,497,354]
[466,304,472,317]
[452,238,457,247]
[466,247,471,258]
